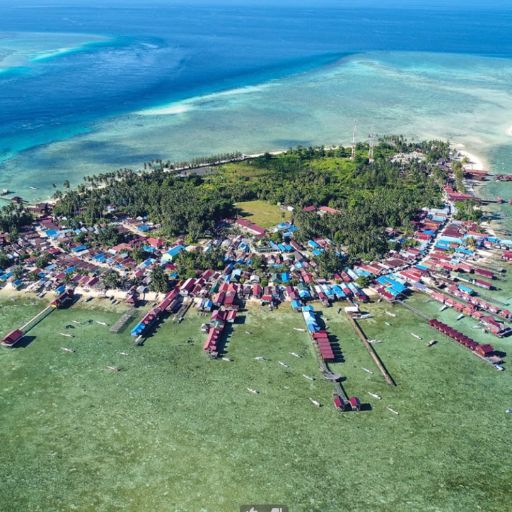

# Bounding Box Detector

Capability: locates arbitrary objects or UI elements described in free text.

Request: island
[1,136,510,511]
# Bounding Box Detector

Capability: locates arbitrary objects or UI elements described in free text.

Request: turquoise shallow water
[1,6,512,198]
[2,50,512,199]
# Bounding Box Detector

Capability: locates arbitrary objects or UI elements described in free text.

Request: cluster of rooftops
[362,209,512,340]
[1,187,510,361]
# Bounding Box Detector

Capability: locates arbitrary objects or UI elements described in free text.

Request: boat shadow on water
[14,335,37,349]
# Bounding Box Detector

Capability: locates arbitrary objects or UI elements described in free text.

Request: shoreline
[8,140,496,205]
[0,283,160,313]
[453,143,489,171]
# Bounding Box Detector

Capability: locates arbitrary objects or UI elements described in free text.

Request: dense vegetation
[54,137,447,261]
[174,248,226,279]
[454,200,483,222]
[150,266,170,293]
[143,151,243,172]
[0,203,32,235]
[54,173,234,240]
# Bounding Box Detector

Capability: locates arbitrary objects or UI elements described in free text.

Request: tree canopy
[53,139,447,261]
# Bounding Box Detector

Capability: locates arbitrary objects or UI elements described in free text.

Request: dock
[131,289,181,344]
[2,289,75,347]
[397,300,430,321]
[346,313,396,386]
[110,309,136,333]
[173,299,192,323]
[300,308,363,412]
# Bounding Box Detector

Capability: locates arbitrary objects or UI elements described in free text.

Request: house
[474,268,495,280]
[473,278,492,290]
[180,278,196,295]
[163,245,185,262]
[444,185,480,203]
[348,396,361,411]
[235,219,266,237]
[251,284,262,298]
[146,237,165,249]
[318,206,340,215]
[475,344,495,357]
[2,329,24,347]
[333,395,346,411]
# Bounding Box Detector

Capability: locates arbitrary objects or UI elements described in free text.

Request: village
[1,148,511,413]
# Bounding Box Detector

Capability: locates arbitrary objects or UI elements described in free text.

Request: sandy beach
[453,142,488,171]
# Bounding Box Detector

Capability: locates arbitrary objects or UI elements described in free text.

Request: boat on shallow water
[1,329,24,347]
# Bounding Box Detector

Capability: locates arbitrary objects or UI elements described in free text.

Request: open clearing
[235,199,291,228]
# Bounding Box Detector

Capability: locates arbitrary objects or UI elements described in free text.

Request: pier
[131,289,181,345]
[2,289,75,347]
[173,299,192,323]
[397,300,430,321]
[110,309,136,334]
[346,313,396,386]
[300,307,364,411]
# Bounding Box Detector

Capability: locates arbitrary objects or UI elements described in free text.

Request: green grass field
[235,200,291,228]
[1,293,511,512]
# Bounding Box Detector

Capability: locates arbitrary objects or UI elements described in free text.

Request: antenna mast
[368,127,376,163]
[351,121,357,160]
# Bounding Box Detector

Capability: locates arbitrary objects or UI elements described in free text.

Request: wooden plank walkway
[397,300,430,321]
[134,335,145,346]
[307,333,350,401]
[347,313,396,386]
[173,300,192,323]
[110,309,135,333]
[332,379,348,401]
[20,304,55,334]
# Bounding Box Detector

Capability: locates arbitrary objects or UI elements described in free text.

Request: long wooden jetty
[397,300,430,321]
[20,304,54,333]
[173,299,192,323]
[2,289,75,347]
[314,341,349,400]
[110,309,135,333]
[332,378,348,401]
[347,313,396,386]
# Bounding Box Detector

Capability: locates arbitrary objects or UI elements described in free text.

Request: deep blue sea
[1,4,512,197]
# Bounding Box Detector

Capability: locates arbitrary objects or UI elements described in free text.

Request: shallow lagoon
[3,50,512,199]
[1,297,511,511]
[1,4,512,198]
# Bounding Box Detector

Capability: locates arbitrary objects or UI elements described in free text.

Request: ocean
[1,4,512,198]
